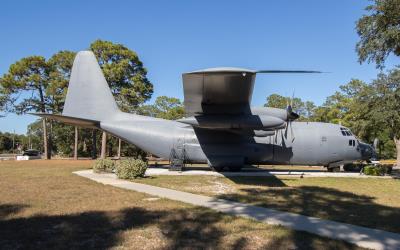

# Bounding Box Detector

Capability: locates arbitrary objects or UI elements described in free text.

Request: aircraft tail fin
[62,51,119,121]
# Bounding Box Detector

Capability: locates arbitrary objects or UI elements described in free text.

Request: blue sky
[0,0,398,134]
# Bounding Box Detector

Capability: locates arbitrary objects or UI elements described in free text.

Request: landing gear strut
[327,166,340,172]
[210,166,243,172]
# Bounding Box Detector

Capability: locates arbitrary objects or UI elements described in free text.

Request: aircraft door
[318,128,343,163]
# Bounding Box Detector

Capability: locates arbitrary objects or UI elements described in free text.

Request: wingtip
[256,70,326,74]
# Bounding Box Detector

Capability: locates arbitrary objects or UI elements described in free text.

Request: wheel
[210,166,224,172]
[228,166,243,172]
[327,166,340,172]
[343,164,354,172]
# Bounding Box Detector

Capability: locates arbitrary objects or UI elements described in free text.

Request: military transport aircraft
[35,51,375,172]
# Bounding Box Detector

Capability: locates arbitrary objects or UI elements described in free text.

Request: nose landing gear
[327,165,341,172]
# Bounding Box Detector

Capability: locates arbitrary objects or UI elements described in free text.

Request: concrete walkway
[145,167,391,178]
[74,170,400,250]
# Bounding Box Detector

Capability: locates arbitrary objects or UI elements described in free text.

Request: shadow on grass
[217,184,400,234]
[223,175,287,187]
[0,204,28,220]
[0,203,357,250]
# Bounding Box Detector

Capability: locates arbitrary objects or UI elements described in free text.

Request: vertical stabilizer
[62,51,119,121]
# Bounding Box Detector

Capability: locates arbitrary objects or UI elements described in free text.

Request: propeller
[373,138,379,151]
[373,138,380,159]
[285,92,299,142]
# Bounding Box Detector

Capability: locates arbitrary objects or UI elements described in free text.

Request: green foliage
[0,51,76,115]
[363,165,381,175]
[46,51,76,113]
[0,56,49,114]
[363,165,393,176]
[0,131,38,153]
[138,95,185,120]
[0,133,13,152]
[356,0,400,68]
[115,158,148,179]
[93,159,115,173]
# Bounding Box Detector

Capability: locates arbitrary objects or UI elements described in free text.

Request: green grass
[0,160,362,249]
[135,175,400,234]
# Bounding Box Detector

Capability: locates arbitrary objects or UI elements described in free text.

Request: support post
[101,131,107,159]
[91,129,97,159]
[42,118,48,159]
[117,138,122,159]
[74,126,78,160]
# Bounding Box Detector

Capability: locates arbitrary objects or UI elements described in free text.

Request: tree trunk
[42,119,48,159]
[117,138,122,159]
[395,137,400,167]
[38,85,50,159]
[91,130,97,159]
[47,121,53,159]
[74,126,78,160]
[100,131,107,159]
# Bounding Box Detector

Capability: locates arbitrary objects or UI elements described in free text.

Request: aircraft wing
[181,67,320,132]
[182,67,257,116]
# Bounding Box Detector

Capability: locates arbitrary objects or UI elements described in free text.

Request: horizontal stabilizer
[30,113,100,128]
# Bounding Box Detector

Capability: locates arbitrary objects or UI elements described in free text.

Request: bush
[363,165,380,176]
[93,159,115,173]
[379,164,393,174]
[363,164,393,176]
[115,158,148,179]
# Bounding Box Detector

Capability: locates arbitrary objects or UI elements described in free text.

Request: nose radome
[359,142,375,160]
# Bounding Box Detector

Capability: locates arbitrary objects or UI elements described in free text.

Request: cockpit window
[340,127,352,136]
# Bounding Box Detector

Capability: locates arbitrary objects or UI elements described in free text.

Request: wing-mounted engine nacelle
[250,107,290,121]
[253,130,276,137]
[177,114,285,130]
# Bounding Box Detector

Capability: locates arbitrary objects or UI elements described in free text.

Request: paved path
[74,170,400,250]
[145,167,391,178]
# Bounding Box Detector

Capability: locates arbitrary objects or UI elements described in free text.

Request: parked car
[22,149,41,157]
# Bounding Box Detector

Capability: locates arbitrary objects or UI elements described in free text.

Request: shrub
[363,165,380,176]
[93,159,115,173]
[363,164,393,176]
[115,158,148,179]
[379,164,393,175]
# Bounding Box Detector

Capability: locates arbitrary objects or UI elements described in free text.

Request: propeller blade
[256,70,323,74]
[290,120,295,142]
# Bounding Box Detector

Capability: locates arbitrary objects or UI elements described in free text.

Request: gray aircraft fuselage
[100,108,374,168]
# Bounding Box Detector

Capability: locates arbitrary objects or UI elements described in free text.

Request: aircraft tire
[228,166,243,172]
[211,166,224,172]
[327,166,340,172]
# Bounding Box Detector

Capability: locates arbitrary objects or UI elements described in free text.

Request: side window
[349,140,352,146]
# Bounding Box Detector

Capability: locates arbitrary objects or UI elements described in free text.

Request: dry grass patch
[135,174,400,234]
[0,160,361,249]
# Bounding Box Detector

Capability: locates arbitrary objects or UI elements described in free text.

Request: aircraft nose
[359,143,376,160]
